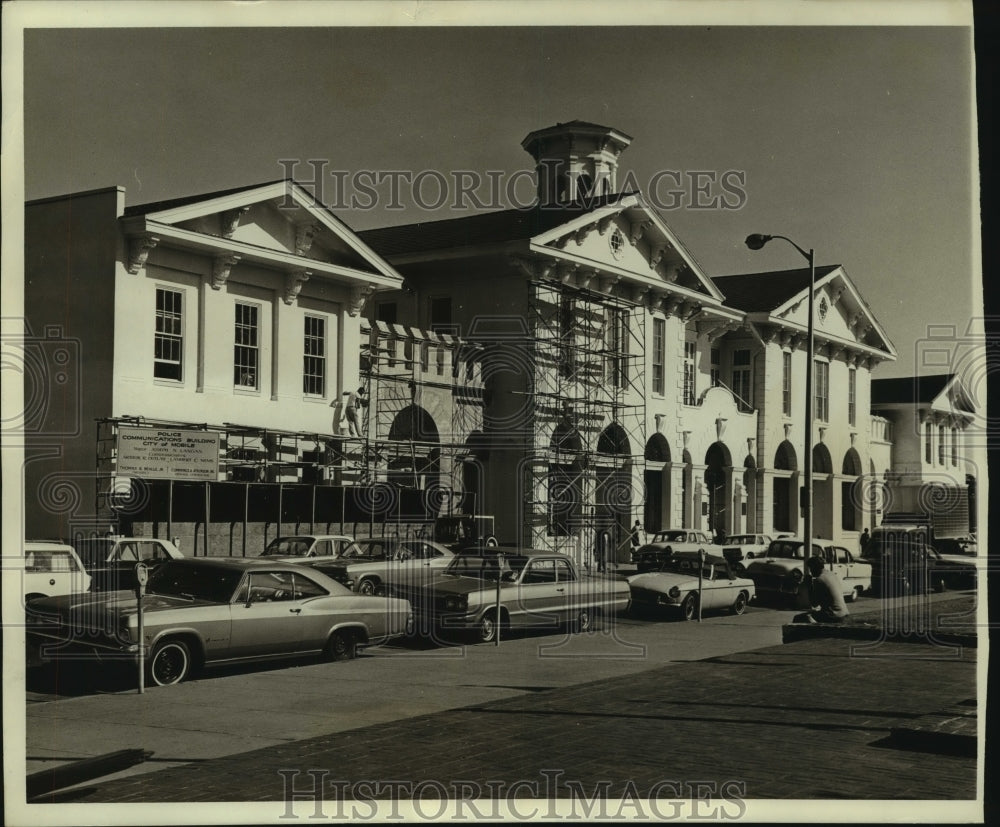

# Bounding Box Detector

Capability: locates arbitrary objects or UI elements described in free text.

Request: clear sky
[20,13,978,379]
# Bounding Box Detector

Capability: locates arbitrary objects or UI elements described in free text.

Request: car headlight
[790,568,804,582]
[668,586,681,599]
[444,595,468,612]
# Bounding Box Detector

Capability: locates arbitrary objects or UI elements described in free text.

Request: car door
[703,564,735,611]
[516,558,559,628]
[228,570,314,657]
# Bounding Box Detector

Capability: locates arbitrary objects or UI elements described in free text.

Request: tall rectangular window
[782,351,792,416]
[429,296,452,331]
[731,349,752,412]
[925,422,932,463]
[938,425,946,465]
[559,295,575,378]
[710,348,721,387]
[234,302,259,389]
[652,318,665,395]
[952,427,959,466]
[847,368,857,426]
[303,316,326,396]
[815,360,829,422]
[605,309,628,389]
[683,341,696,405]
[154,288,183,381]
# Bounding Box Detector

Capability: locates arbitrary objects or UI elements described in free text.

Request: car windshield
[263,538,315,557]
[662,557,715,578]
[766,541,808,560]
[71,538,115,568]
[339,543,389,560]
[654,531,688,542]
[727,536,753,545]
[444,554,527,581]
[146,561,243,603]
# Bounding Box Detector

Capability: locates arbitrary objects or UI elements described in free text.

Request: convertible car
[25,557,412,686]
[627,551,756,620]
[386,549,631,643]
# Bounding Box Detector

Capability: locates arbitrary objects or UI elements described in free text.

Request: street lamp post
[745,234,815,580]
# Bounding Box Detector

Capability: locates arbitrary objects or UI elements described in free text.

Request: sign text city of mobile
[116,426,220,481]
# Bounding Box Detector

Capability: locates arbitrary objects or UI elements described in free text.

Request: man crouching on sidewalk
[793,556,850,624]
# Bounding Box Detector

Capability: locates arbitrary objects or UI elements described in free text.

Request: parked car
[863,526,978,594]
[385,549,630,643]
[627,551,756,620]
[719,533,773,562]
[25,557,412,686]
[745,538,872,603]
[72,536,183,592]
[261,534,359,563]
[311,538,456,595]
[632,529,714,570]
[23,541,92,600]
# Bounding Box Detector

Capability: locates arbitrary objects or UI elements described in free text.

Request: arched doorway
[644,433,671,533]
[461,430,490,515]
[841,448,862,532]
[743,455,758,533]
[547,424,583,538]
[812,443,834,538]
[387,405,441,519]
[773,440,797,533]
[596,423,632,561]
[704,442,733,537]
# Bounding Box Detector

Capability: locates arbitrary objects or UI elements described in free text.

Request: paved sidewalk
[46,633,978,803]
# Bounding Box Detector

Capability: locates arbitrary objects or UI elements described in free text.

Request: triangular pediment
[530,195,724,300]
[932,375,977,415]
[132,180,401,283]
[770,266,895,356]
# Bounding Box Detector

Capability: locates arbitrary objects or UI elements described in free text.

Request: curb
[780,623,978,648]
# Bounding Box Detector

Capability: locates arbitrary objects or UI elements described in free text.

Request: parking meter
[697,548,706,622]
[135,563,148,693]
[134,562,149,598]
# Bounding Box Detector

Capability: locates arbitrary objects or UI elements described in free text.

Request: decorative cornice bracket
[284,270,311,305]
[127,235,159,274]
[221,207,251,239]
[211,254,241,290]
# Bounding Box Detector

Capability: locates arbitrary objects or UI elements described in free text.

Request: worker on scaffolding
[344,386,368,437]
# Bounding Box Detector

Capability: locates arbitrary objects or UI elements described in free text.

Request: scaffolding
[523,278,647,561]
[93,322,486,552]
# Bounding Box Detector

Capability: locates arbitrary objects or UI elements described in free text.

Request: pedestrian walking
[714,526,727,545]
[594,529,610,573]
[630,520,643,551]
[859,527,871,554]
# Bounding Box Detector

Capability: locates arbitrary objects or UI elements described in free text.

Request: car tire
[732,591,748,615]
[357,578,378,596]
[476,611,498,643]
[148,639,191,686]
[575,608,594,633]
[682,592,699,621]
[325,629,357,661]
